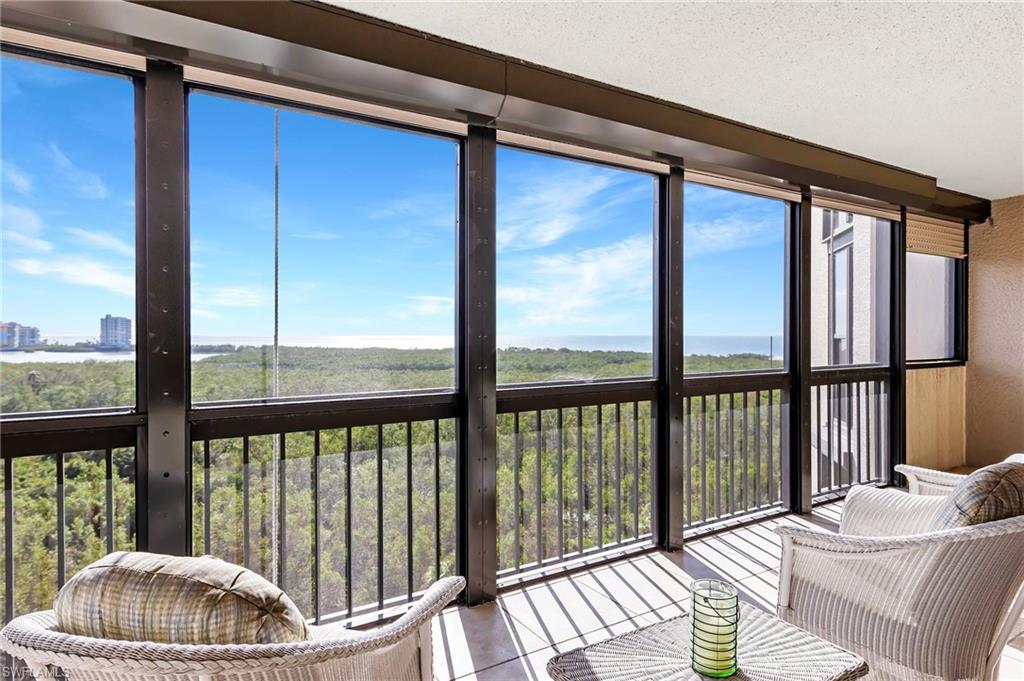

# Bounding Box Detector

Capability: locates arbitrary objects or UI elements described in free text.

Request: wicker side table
[547,602,867,681]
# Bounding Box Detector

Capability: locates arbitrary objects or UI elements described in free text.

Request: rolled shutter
[906,216,965,258]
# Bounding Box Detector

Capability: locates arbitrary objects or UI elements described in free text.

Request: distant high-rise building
[100,315,132,348]
[1,321,41,349]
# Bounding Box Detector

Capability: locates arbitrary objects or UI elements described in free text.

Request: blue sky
[2,54,785,346]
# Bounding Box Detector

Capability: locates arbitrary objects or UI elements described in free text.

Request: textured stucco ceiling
[332,1,1024,200]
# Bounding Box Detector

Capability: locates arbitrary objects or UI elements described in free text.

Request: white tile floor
[431,500,1024,680]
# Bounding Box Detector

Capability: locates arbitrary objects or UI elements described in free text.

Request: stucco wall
[965,194,1024,466]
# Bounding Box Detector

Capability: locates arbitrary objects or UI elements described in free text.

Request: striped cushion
[54,552,308,644]
[930,462,1024,530]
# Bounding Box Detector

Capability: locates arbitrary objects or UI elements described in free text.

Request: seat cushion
[930,462,1024,530]
[54,551,308,644]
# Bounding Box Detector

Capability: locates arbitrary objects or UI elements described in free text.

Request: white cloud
[192,308,220,319]
[3,162,33,194]
[9,256,132,294]
[1,203,52,252]
[497,164,646,252]
[368,193,455,229]
[194,285,265,308]
[683,216,780,259]
[47,143,109,199]
[409,295,454,316]
[63,227,132,256]
[498,234,652,328]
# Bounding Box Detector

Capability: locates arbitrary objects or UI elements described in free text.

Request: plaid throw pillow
[930,462,1024,530]
[54,552,309,644]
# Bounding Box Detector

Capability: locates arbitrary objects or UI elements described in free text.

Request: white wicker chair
[0,575,464,680]
[776,485,1024,681]
[896,453,1024,496]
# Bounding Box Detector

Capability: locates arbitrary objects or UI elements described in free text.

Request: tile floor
[430,500,1024,680]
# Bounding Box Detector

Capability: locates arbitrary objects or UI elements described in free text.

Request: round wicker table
[546,602,867,681]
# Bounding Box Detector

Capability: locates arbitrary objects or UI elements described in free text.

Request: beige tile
[433,601,549,681]
[582,556,689,615]
[735,570,780,614]
[498,573,639,648]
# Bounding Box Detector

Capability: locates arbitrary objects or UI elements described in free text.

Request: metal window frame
[0,33,945,617]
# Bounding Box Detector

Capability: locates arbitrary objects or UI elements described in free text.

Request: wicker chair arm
[837,485,946,537]
[894,463,965,496]
[0,576,465,675]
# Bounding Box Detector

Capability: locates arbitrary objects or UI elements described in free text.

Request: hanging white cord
[271,107,281,584]
[274,108,281,400]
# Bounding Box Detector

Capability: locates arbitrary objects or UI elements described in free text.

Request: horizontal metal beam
[0,0,990,222]
[807,366,891,386]
[189,392,459,440]
[2,425,138,458]
[0,410,145,434]
[496,380,658,413]
[680,371,791,397]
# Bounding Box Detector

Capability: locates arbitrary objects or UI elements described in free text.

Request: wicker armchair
[0,575,464,680]
[896,453,1024,496]
[776,486,1024,681]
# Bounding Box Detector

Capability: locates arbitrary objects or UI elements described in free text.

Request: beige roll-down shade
[907,216,966,258]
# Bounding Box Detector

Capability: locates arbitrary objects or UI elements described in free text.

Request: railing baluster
[615,402,622,544]
[345,427,353,620]
[434,419,441,581]
[203,440,211,556]
[4,454,12,623]
[242,436,251,569]
[632,401,640,539]
[742,392,749,512]
[728,393,735,516]
[105,448,114,554]
[576,406,583,554]
[874,381,883,482]
[278,434,287,592]
[815,385,823,493]
[596,405,604,548]
[56,452,65,588]
[513,412,521,569]
[684,397,692,526]
[313,429,321,623]
[714,394,721,520]
[700,396,708,522]
[768,389,775,503]
[376,423,384,612]
[823,382,831,489]
[754,392,761,508]
[864,384,872,483]
[557,409,564,560]
[406,422,414,601]
[535,410,542,566]
[855,382,863,485]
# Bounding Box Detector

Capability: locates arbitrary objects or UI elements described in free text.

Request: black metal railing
[494,399,654,578]
[2,440,136,626]
[190,417,458,625]
[810,370,890,497]
[682,387,785,528]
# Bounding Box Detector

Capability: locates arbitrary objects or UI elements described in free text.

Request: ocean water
[2,335,784,363]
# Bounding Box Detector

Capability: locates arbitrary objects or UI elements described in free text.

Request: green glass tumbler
[690,578,739,677]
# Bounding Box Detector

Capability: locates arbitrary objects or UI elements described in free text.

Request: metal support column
[889,207,908,484]
[142,60,190,555]
[654,166,685,550]
[457,124,498,604]
[783,191,813,513]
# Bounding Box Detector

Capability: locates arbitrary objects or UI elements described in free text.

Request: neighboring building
[1,321,41,349]
[100,315,132,348]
